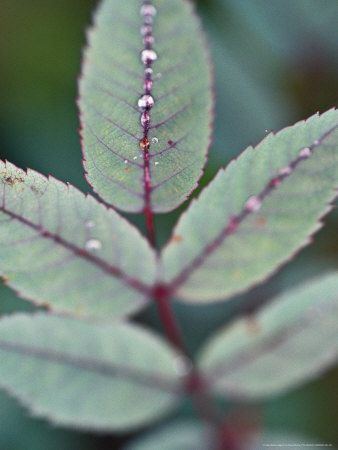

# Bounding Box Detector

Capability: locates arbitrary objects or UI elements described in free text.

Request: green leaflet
[161,109,338,302]
[124,420,213,450]
[0,161,156,319]
[79,0,212,213]
[0,313,180,432]
[198,273,338,399]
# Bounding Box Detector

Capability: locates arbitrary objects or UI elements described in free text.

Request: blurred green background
[0,0,337,448]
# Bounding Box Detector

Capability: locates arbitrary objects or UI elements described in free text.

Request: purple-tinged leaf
[0,161,156,319]
[0,313,181,431]
[161,109,338,302]
[198,273,338,399]
[79,0,213,213]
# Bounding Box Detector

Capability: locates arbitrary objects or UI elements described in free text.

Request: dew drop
[173,356,193,377]
[85,239,102,251]
[140,25,152,36]
[140,137,150,151]
[143,15,153,25]
[245,196,261,212]
[141,49,157,64]
[133,156,138,160]
[141,111,150,127]
[138,94,154,110]
[143,35,154,46]
[145,67,153,77]
[143,79,153,92]
[154,161,159,165]
[279,166,292,176]
[152,137,159,144]
[299,147,311,158]
[313,139,320,146]
[124,159,128,164]
[140,4,157,17]
[85,220,95,229]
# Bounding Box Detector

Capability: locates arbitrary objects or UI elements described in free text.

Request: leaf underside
[198,273,338,399]
[79,0,212,213]
[161,109,338,302]
[0,314,180,432]
[0,161,156,319]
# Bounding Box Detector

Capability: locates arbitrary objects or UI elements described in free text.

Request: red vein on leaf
[87,103,141,141]
[210,301,337,383]
[0,206,151,296]
[0,339,179,394]
[85,151,143,198]
[156,79,194,102]
[90,84,141,112]
[87,124,142,167]
[168,124,338,295]
[139,1,158,248]
[149,104,191,129]
[149,131,191,158]
[152,161,197,191]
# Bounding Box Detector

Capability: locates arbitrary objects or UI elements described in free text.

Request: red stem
[153,285,187,351]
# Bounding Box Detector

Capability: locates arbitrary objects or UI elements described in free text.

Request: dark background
[0,0,337,448]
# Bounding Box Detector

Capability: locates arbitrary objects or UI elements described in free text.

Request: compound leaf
[198,273,338,399]
[79,0,212,213]
[0,313,181,431]
[161,109,338,302]
[0,161,156,319]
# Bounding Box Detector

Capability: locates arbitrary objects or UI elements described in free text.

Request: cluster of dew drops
[136,3,160,164]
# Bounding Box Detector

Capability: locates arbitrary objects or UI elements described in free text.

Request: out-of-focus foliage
[0,0,337,448]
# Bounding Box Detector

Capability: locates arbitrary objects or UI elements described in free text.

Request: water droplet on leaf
[140,137,150,150]
[85,220,95,229]
[140,25,152,36]
[85,239,102,251]
[152,137,158,144]
[143,35,154,46]
[299,147,311,158]
[141,49,157,64]
[279,166,292,176]
[140,5,157,17]
[138,94,154,110]
[141,111,150,127]
[145,67,153,76]
[143,79,153,92]
[245,196,261,212]
[154,161,159,165]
